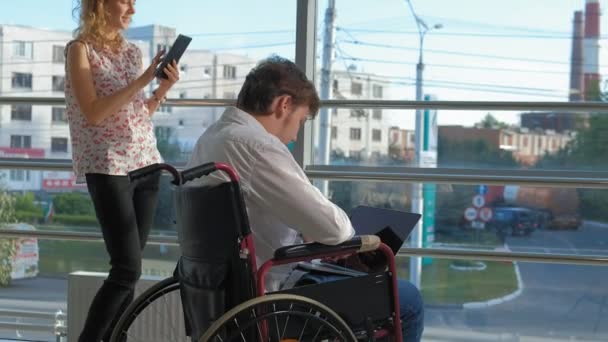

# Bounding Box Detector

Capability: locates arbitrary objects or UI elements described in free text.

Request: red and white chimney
[569,11,584,102]
[583,0,601,100]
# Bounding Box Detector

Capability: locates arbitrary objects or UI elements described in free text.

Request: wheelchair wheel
[109,276,188,342]
[200,293,357,342]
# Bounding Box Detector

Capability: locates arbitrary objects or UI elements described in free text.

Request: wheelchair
[109,162,405,342]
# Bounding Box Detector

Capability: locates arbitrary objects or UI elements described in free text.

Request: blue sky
[1,0,605,127]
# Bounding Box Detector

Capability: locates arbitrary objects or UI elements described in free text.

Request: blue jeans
[296,273,424,341]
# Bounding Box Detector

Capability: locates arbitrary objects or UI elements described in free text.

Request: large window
[52,76,65,92]
[52,107,67,123]
[350,128,361,140]
[12,40,33,58]
[51,137,68,153]
[52,45,65,63]
[10,135,32,148]
[11,105,32,121]
[11,72,33,89]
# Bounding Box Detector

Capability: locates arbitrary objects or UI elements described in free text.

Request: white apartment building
[0,25,73,191]
[126,25,255,155]
[324,70,391,160]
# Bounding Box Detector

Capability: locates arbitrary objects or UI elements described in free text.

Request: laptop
[291,206,421,283]
[349,205,421,255]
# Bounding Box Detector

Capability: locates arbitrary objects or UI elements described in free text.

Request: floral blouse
[64,39,162,182]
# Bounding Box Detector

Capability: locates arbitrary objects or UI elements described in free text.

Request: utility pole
[317,0,337,193]
[405,0,441,289]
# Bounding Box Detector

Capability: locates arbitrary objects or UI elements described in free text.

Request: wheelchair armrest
[273,235,381,261]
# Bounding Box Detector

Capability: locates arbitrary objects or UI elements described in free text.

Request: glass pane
[312,0,608,167]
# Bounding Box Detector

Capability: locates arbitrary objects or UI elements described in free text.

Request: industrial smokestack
[569,11,584,101]
[583,0,601,100]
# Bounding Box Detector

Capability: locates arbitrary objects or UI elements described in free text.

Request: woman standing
[65,1,180,340]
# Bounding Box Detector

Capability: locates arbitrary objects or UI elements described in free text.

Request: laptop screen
[349,206,421,254]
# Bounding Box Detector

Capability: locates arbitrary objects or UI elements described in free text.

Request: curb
[462,244,524,309]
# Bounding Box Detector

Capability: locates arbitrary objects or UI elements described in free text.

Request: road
[425,220,608,341]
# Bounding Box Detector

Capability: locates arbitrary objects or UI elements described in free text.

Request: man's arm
[249,144,355,245]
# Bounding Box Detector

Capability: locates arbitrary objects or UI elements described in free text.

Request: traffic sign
[479,207,493,222]
[478,185,488,195]
[464,207,478,221]
[472,195,485,208]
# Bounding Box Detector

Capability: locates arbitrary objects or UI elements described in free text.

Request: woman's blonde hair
[73,0,124,51]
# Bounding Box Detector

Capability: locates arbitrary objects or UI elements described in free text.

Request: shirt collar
[221,106,269,134]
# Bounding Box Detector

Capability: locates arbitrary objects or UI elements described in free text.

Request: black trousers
[78,172,160,342]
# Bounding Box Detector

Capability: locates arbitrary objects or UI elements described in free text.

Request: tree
[476,113,509,129]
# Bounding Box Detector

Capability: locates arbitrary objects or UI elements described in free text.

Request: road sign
[471,221,485,229]
[472,195,485,208]
[464,207,478,221]
[479,207,493,222]
[478,185,488,195]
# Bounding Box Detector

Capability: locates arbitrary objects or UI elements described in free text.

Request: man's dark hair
[237,55,320,117]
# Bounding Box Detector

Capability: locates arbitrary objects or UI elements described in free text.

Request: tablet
[156,34,192,79]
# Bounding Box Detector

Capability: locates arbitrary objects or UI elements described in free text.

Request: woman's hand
[139,49,165,85]
[156,60,180,93]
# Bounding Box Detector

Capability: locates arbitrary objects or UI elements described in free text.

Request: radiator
[67,271,186,341]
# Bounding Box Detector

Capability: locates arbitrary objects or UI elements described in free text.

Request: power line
[338,27,608,40]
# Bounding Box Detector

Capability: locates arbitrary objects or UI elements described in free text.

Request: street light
[405,0,442,289]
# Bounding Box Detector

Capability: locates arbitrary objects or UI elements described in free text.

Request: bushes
[51,214,97,227]
[0,191,17,286]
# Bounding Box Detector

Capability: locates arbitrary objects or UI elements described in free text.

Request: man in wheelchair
[186,55,424,341]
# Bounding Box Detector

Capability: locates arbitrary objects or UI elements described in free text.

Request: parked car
[488,207,538,237]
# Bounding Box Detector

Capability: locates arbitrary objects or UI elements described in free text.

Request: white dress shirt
[186,107,355,290]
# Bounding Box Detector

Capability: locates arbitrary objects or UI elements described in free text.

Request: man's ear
[274,95,293,119]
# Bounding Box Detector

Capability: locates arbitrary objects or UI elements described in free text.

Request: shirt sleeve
[249,142,355,245]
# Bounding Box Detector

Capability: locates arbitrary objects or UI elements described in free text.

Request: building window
[331,126,337,139]
[10,170,31,182]
[52,76,65,92]
[372,108,382,120]
[11,105,32,121]
[179,91,187,99]
[332,79,339,91]
[223,65,236,79]
[203,67,212,77]
[350,128,362,141]
[349,150,362,159]
[350,109,366,118]
[51,137,68,153]
[52,45,65,63]
[351,82,362,95]
[12,41,33,58]
[178,119,185,126]
[372,129,382,142]
[180,64,188,72]
[10,135,32,148]
[52,107,67,123]
[372,85,383,98]
[537,138,543,148]
[523,137,528,147]
[12,72,33,89]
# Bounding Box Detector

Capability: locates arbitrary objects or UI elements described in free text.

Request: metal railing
[2,96,608,111]
[0,309,66,341]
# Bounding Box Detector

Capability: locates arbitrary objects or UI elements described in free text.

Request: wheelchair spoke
[250,307,264,341]
[232,317,247,342]
[273,303,281,341]
[280,303,294,339]
[312,324,324,342]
